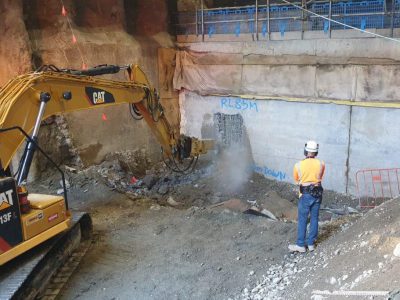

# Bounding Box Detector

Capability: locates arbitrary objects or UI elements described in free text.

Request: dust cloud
[212,143,253,194]
[210,113,254,194]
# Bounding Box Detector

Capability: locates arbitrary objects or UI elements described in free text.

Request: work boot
[288,244,306,253]
[308,245,315,252]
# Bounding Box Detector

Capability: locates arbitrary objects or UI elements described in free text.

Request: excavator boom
[1,65,182,170]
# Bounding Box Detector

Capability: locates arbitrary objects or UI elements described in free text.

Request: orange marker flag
[72,34,77,44]
[82,62,88,70]
[102,113,108,121]
[62,5,67,16]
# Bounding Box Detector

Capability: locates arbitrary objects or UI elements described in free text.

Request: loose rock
[393,243,400,257]
[142,174,158,189]
[158,185,169,195]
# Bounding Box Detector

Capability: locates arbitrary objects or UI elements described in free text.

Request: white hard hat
[305,140,319,153]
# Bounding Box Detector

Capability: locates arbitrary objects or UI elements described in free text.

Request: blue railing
[175,0,400,39]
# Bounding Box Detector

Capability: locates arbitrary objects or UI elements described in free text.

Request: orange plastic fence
[356,168,400,208]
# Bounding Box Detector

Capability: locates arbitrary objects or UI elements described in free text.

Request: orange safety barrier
[356,168,400,208]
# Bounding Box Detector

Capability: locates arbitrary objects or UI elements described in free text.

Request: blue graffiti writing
[253,165,286,181]
[220,97,259,112]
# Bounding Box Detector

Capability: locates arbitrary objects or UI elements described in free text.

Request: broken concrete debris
[167,196,181,207]
[321,206,360,216]
[209,198,293,221]
[393,243,400,257]
[261,209,279,221]
[64,165,77,173]
[243,206,278,221]
[241,198,399,299]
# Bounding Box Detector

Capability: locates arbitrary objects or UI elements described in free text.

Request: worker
[288,140,325,253]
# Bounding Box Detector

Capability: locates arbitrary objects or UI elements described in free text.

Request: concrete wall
[178,37,400,61]
[174,37,400,195]
[180,91,400,196]
[174,39,400,102]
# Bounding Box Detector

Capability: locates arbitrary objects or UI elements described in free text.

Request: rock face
[0,0,31,86]
[74,0,126,28]
[135,1,169,35]
[1,1,177,175]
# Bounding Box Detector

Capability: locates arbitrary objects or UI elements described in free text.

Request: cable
[170,155,196,173]
[145,88,162,122]
[280,0,400,44]
[161,147,198,174]
[168,156,198,174]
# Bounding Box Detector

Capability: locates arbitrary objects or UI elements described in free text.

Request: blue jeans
[297,193,321,247]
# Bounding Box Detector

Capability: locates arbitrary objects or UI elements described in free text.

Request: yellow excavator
[0,64,213,298]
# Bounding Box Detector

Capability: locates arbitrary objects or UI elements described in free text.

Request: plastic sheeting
[173,50,242,95]
[173,49,400,103]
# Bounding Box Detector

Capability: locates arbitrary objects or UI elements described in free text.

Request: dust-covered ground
[28,157,399,300]
[240,198,400,300]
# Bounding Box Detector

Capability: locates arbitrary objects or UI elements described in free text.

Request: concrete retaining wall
[181,91,400,196]
[178,37,400,61]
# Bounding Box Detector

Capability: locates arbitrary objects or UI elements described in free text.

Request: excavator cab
[0,177,25,257]
[0,176,71,265]
[0,126,72,266]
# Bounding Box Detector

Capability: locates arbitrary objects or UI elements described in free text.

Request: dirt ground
[29,158,399,300]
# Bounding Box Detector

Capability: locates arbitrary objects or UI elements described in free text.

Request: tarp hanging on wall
[173,50,243,95]
[173,50,400,104]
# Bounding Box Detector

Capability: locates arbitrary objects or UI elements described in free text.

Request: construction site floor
[27,161,400,300]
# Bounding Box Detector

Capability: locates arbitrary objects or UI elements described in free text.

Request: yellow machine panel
[21,195,67,240]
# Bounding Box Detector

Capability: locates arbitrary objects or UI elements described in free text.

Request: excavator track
[0,212,92,300]
[38,236,92,300]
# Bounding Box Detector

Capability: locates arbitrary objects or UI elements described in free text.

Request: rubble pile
[239,256,304,300]
[34,155,359,222]
[240,198,400,299]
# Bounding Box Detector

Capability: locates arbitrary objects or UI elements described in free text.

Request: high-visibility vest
[293,157,325,186]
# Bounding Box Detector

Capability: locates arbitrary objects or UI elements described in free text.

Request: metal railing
[175,0,400,40]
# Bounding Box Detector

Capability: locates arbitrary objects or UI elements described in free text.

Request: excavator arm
[0,64,213,183]
[0,63,215,286]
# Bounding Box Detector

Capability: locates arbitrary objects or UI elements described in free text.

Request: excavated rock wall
[0,0,178,178]
[0,1,32,84]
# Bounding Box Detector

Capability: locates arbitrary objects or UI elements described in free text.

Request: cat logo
[0,189,14,211]
[85,87,115,105]
[93,91,106,104]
